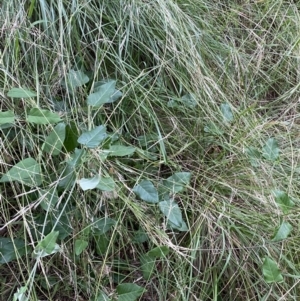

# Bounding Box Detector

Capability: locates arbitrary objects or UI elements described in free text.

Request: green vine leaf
[133,180,159,203]
[0,158,42,186]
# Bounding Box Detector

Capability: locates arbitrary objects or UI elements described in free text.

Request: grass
[1,0,300,300]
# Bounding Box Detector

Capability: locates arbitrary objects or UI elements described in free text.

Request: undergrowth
[1,0,300,300]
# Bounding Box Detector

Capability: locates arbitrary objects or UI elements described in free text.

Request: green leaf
[0,110,15,124]
[272,221,292,242]
[133,180,159,203]
[116,283,145,301]
[7,87,37,98]
[33,231,60,259]
[167,219,189,231]
[42,123,66,156]
[96,176,116,191]
[94,234,110,256]
[13,286,28,301]
[165,172,191,193]
[262,138,279,161]
[272,190,295,214]
[67,69,89,88]
[63,122,79,152]
[107,145,136,157]
[146,246,169,258]
[140,254,155,280]
[79,175,100,191]
[220,103,233,122]
[74,239,88,256]
[95,291,111,301]
[246,147,261,167]
[58,149,85,189]
[0,158,42,186]
[158,199,184,228]
[92,218,116,235]
[262,257,283,283]
[0,238,27,264]
[88,80,122,107]
[39,187,59,211]
[77,125,107,148]
[27,108,62,124]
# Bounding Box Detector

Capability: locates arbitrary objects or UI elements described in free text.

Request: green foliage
[42,122,66,155]
[272,190,295,214]
[87,80,122,107]
[0,237,27,264]
[77,125,107,148]
[262,257,283,284]
[2,0,300,299]
[220,103,233,122]
[116,283,145,301]
[27,108,62,124]
[262,138,279,162]
[66,69,89,88]
[7,87,37,98]
[272,221,292,242]
[74,239,88,256]
[0,158,42,186]
[0,110,15,124]
[107,145,136,157]
[133,180,159,203]
[33,231,60,259]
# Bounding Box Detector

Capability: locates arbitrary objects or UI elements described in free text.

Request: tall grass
[1,0,300,300]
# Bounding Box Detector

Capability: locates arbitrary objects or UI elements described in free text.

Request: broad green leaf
[42,123,66,156]
[67,69,89,88]
[147,246,169,258]
[168,94,197,108]
[33,231,60,259]
[64,122,79,152]
[68,148,85,168]
[0,110,15,124]
[0,238,27,264]
[116,283,145,301]
[58,165,76,189]
[132,229,148,244]
[79,175,100,191]
[77,125,107,148]
[95,291,111,301]
[13,286,28,301]
[140,254,155,280]
[27,108,62,124]
[159,200,184,228]
[246,147,261,167]
[7,87,37,98]
[58,149,85,189]
[262,138,279,161]
[272,221,292,242]
[92,218,116,235]
[96,176,116,191]
[272,190,295,214]
[94,234,109,256]
[87,80,121,107]
[0,158,42,186]
[39,187,59,211]
[262,257,283,283]
[133,180,159,203]
[220,103,233,122]
[107,145,136,157]
[204,122,223,135]
[165,172,191,193]
[168,219,189,231]
[74,239,88,256]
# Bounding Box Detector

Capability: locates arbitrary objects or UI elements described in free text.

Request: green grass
[1,0,300,300]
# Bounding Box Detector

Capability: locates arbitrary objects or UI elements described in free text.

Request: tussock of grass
[1,0,300,300]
